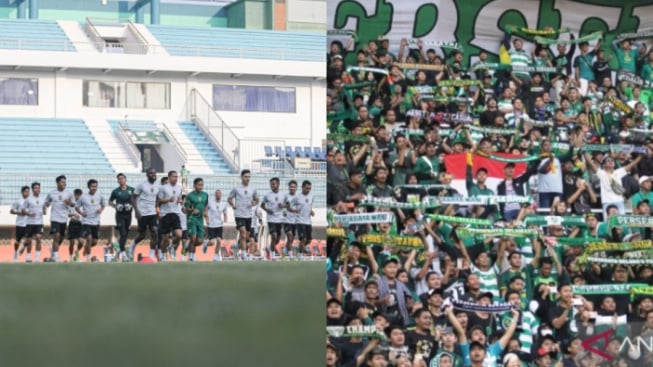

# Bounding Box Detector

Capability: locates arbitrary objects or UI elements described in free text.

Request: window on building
[0,78,38,105]
[83,80,170,109]
[213,85,296,113]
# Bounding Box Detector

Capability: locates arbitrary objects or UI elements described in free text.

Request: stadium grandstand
[0,0,326,262]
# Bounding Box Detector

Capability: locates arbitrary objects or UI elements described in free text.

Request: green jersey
[185,190,209,223]
[109,186,135,207]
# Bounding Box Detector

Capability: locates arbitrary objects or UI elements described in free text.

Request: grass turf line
[0,262,323,367]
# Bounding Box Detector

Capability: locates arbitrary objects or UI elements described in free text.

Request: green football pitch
[0,262,324,367]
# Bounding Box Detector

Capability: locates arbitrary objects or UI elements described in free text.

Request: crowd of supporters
[326,27,653,367]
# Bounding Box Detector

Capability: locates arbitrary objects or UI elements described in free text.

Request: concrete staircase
[164,121,213,174]
[57,20,98,52]
[85,118,142,174]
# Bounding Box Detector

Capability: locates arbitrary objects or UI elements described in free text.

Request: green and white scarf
[524,215,587,227]
[394,62,447,71]
[407,39,463,51]
[616,30,653,41]
[467,125,518,136]
[327,325,387,340]
[572,283,647,295]
[346,66,389,76]
[343,81,377,90]
[609,215,653,228]
[359,197,441,210]
[506,25,571,36]
[457,227,538,238]
[534,31,602,45]
[428,214,493,226]
[334,213,395,226]
[586,256,653,265]
[438,80,482,87]
[617,72,653,89]
[327,29,358,41]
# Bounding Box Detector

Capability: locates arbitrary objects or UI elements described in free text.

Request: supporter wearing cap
[632,175,653,212]
[328,298,347,326]
[368,255,411,326]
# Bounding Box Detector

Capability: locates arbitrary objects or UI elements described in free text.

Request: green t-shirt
[632,190,653,209]
[185,190,209,223]
[109,186,135,206]
[499,264,534,300]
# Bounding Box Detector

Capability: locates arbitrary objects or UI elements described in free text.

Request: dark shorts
[284,223,296,235]
[115,213,132,230]
[138,215,159,232]
[268,222,282,236]
[50,221,67,236]
[296,224,312,242]
[235,217,252,230]
[81,225,100,240]
[250,228,258,241]
[25,225,43,238]
[67,221,83,240]
[15,226,26,242]
[160,213,182,235]
[208,227,223,240]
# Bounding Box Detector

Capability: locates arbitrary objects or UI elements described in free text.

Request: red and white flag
[443,153,528,197]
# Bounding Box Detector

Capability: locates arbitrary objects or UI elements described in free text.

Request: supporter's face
[556,201,567,214]
[514,39,523,49]
[334,153,345,166]
[535,97,544,108]
[537,355,551,367]
[350,268,365,285]
[643,180,653,192]
[427,144,436,156]
[476,170,487,183]
[442,332,456,347]
[390,329,404,346]
[470,346,485,362]
[417,71,426,82]
[350,173,363,185]
[647,312,653,326]
[375,170,387,183]
[586,216,598,229]
[476,252,490,267]
[374,316,389,330]
[397,272,409,284]
[541,263,552,277]
[508,293,521,308]
[514,99,523,110]
[327,303,343,318]
[326,348,338,366]
[603,77,611,87]
[383,262,398,278]
[509,253,521,267]
[607,340,620,355]
[639,203,650,215]
[427,274,442,289]
[467,274,481,290]
[510,279,525,292]
[407,175,418,185]
[560,286,573,301]
[386,111,396,123]
[416,312,433,329]
[359,107,369,119]
[557,44,566,53]
[439,356,453,367]
[508,340,520,351]
[428,294,442,307]
[488,99,497,108]
[614,267,628,282]
[642,269,653,280]
[506,358,520,367]
[365,284,378,299]
[602,297,616,312]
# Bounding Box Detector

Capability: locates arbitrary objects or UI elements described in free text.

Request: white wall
[157,143,186,172]
[0,70,322,149]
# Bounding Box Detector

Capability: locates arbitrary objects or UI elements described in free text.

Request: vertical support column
[150,0,160,25]
[28,0,38,19]
[17,0,27,19]
[135,0,145,23]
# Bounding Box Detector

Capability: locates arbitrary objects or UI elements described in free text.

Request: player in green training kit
[184,177,208,262]
[109,173,135,262]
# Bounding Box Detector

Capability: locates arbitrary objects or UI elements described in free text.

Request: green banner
[524,215,587,227]
[327,325,387,340]
[359,197,441,209]
[428,214,493,226]
[616,30,653,41]
[346,66,389,76]
[334,213,395,225]
[506,25,571,36]
[572,283,647,295]
[609,215,653,228]
[438,79,482,87]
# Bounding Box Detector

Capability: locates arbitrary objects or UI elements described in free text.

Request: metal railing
[84,17,104,53]
[190,88,239,173]
[0,38,323,62]
[0,173,326,208]
[126,19,150,53]
[115,124,141,167]
[158,122,187,162]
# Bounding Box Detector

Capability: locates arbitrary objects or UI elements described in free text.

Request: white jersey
[76,192,106,226]
[158,183,183,216]
[23,194,45,226]
[11,198,27,227]
[262,190,285,223]
[228,184,259,219]
[291,192,314,225]
[283,192,297,224]
[178,210,187,231]
[134,180,159,216]
[45,189,74,224]
[207,199,228,228]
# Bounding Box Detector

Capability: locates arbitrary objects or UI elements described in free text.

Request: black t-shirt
[562,173,579,203]
[405,330,437,362]
[547,303,573,341]
[333,338,366,366]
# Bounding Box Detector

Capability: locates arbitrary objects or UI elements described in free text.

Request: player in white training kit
[290,180,314,260]
[10,186,30,262]
[23,182,45,263]
[75,179,106,262]
[282,180,298,258]
[204,189,228,261]
[158,170,184,262]
[261,177,285,259]
[44,175,75,262]
[129,168,160,260]
[228,169,259,261]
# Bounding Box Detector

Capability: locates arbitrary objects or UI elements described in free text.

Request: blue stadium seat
[285,146,294,159]
[295,146,306,158]
[311,148,322,161]
[264,146,273,157]
[274,146,283,158]
[0,20,76,52]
